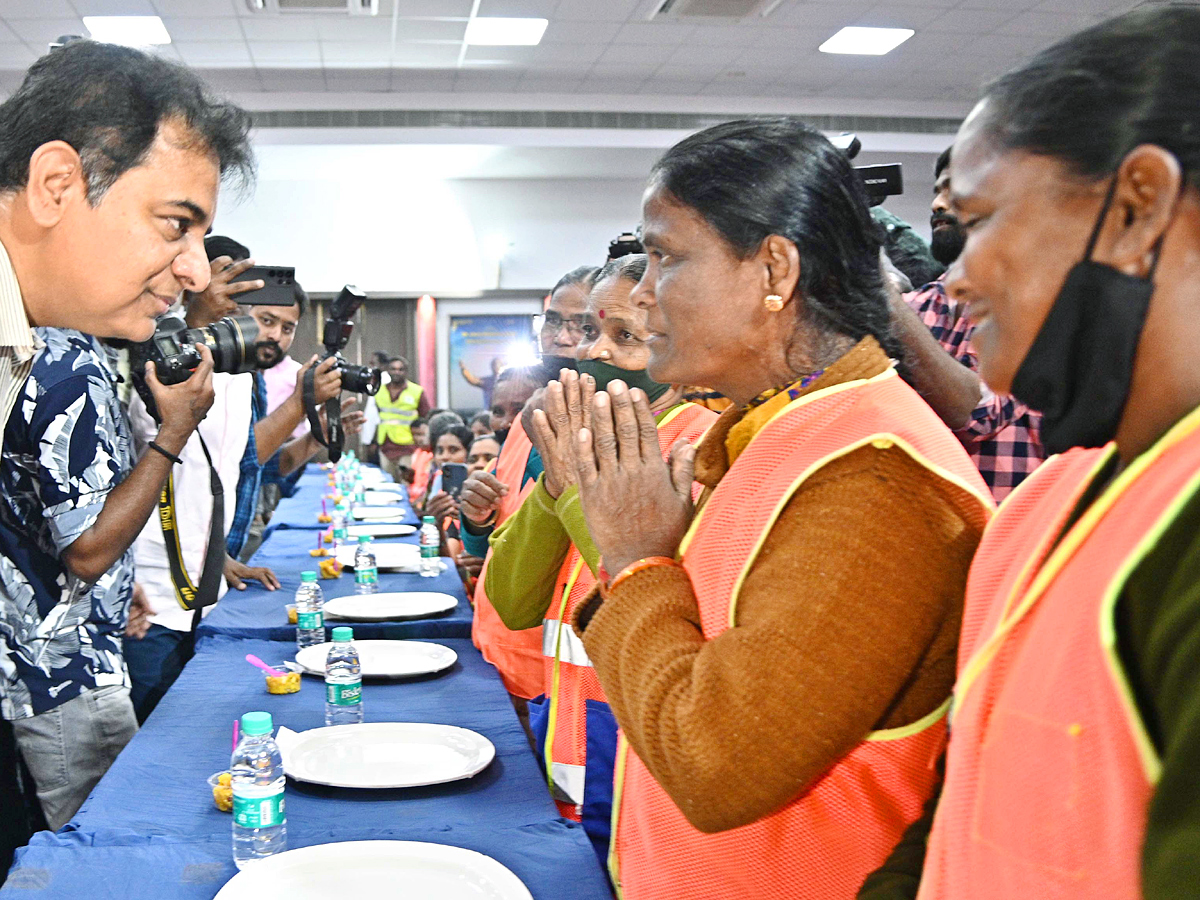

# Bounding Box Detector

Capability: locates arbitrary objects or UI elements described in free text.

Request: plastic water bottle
[419,515,440,578]
[325,626,363,726]
[231,711,287,868]
[331,503,348,551]
[354,536,378,594]
[295,571,325,651]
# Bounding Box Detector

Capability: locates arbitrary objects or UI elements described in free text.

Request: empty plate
[362,491,402,505]
[294,640,457,679]
[214,841,531,900]
[336,543,421,571]
[324,592,458,622]
[347,522,417,539]
[353,506,407,521]
[277,723,495,789]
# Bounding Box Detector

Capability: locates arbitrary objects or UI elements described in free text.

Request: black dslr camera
[304,285,381,462]
[831,132,904,207]
[127,314,260,419]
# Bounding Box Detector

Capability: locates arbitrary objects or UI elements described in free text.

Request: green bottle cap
[422,516,436,525]
[300,571,318,582]
[357,535,371,543]
[240,711,273,736]
[331,626,354,642]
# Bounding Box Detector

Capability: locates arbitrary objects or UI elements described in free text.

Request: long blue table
[197,528,473,642]
[2,637,610,899]
[269,470,419,533]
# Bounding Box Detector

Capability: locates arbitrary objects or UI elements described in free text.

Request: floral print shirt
[0,328,134,720]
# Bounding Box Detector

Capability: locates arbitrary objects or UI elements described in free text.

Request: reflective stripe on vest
[542,402,717,824]
[920,404,1200,900]
[374,382,423,445]
[471,416,545,699]
[610,368,995,900]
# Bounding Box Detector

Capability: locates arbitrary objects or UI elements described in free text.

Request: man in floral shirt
[0,328,214,828]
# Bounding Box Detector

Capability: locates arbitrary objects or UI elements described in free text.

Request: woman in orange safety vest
[555,119,995,900]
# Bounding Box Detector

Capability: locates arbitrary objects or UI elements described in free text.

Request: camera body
[831,132,905,207]
[130,315,260,386]
[320,285,381,397]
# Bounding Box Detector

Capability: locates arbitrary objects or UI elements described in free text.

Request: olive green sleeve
[484,475,573,631]
[554,486,601,577]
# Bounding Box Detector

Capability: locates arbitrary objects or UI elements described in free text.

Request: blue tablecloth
[1,636,610,898]
[268,468,419,533]
[196,528,473,642]
[3,820,609,900]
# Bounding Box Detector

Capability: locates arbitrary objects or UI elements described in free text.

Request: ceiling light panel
[819,26,914,56]
[83,16,172,46]
[464,17,549,46]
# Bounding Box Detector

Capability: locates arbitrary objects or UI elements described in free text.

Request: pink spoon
[245,654,286,678]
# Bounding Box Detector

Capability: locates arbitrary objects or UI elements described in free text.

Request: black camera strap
[158,433,225,618]
[303,362,344,462]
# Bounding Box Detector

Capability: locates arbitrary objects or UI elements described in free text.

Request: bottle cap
[240,711,273,736]
[300,571,318,582]
[332,626,354,643]
[422,516,436,524]
[357,535,371,543]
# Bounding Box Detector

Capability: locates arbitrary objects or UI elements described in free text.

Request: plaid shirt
[225,373,304,559]
[904,278,1044,501]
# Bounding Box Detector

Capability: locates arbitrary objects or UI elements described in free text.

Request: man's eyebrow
[165,199,211,227]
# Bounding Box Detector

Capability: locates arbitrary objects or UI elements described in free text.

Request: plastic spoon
[245,653,286,678]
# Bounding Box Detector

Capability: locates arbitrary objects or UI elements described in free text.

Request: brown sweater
[572,338,989,834]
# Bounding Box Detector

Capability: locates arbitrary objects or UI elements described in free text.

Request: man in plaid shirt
[889,148,1044,501]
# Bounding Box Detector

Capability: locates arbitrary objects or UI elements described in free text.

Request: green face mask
[576,358,672,403]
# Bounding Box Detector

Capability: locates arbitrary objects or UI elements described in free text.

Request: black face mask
[1010,179,1165,456]
[494,425,510,446]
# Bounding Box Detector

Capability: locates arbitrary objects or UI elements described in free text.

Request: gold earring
[763,294,785,312]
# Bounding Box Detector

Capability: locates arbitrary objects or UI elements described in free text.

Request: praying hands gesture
[530,369,594,499]
[573,380,697,577]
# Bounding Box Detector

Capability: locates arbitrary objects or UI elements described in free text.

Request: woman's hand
[425,491,458,524]
[574,380,696,577]
[460,472,507,526]
[531,370,594,499]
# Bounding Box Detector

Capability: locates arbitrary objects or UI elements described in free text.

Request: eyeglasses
[542,312,590,337]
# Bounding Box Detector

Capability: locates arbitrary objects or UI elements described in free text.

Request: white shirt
[128,372,254,632]
[0,238,39,450]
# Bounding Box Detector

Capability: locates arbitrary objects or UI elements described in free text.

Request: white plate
[324,592,458,622]
[365,481,404,492]
[279,723,495,789]
[294,640,457,679]
[215,841,531,900]
[353,506,407,521]
[336,543,421,571]
[361,491,402,506]
[347,522,417,539]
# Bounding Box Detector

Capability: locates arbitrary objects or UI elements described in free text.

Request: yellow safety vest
[375,381,423,445]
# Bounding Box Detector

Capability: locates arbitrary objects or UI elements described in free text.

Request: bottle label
[355,566,378,586]
[232,784,286,828]
[297,610,323,630]
[326,680,362,706]
[420,545,438,560]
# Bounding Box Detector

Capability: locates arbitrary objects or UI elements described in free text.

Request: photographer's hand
[61,346,216,585]
[184,257,265,328]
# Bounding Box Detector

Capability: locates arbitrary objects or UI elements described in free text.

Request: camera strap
[158,433,225,616]
[303,363,344,462]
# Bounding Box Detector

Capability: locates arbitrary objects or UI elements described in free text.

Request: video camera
[830,132,904,207]
[304,285,381,462]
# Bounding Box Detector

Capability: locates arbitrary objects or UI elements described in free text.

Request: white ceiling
[0,0,1147,113]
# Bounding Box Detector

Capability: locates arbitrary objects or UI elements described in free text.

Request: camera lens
[340,363,380,395]
[181,315,260,376]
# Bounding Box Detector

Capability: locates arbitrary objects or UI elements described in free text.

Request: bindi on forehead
[598,310,605,319]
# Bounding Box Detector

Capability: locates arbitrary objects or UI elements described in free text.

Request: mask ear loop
[1082,175,1120,261]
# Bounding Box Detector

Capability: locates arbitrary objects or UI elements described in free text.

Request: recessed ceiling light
[819,26,913,56]
[463,17,548,47]
[83,16,171,46]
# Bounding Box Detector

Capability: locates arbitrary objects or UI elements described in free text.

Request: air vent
[652,0,768,19]
[246,0,378,15]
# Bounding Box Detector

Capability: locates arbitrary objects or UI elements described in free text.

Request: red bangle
[602,556,682,597]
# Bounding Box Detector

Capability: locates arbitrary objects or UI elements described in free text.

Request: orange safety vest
[543,402,717,823]
[918,404,1200,900]
[409,448,433,506]
[472,416,544,699]
[610,368,995,900]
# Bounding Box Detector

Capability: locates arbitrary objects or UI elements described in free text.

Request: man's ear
[24,141,88,228]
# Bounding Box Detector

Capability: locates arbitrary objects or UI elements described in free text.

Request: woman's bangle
[147,441,182,465]
[601,556,682,597]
